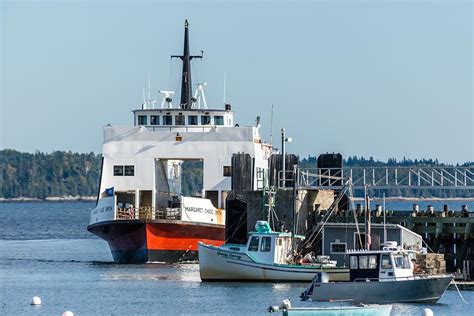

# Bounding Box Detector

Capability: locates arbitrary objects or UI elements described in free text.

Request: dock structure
[225,153,474,280]
[313,208,473,278]
[283,166,474,190]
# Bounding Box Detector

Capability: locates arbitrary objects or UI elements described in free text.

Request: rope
[348,180,363,249]
[177,244,194,263]
[422,239,435,254]
[451,279,468,304]
[169,58,173,89]
[191,62,199,86]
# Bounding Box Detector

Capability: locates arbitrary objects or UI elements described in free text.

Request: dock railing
[278,167,474,190]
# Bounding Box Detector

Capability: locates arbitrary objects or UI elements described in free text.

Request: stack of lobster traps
[415,253,446,275]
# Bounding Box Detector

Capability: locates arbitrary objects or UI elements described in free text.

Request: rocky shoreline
[0,196,96,203]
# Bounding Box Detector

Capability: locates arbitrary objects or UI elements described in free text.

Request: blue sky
[1,0,472,163]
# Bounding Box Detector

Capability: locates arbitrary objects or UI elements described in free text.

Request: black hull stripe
[225,260,347,274]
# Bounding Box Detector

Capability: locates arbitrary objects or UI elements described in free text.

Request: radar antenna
[159,91,175,109]
[192,82,208,109]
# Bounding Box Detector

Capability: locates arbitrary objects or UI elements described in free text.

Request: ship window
[393,255,411,269]
[188,115,198,125]
[113,165,124,176]
[330,242,347,254]
[124,165,134,176]
[223,166,232,177]
[260,237,272,252]
[381,255,392,269]
[163,115,172,125]
[359,255,369,269]
[248,236,259,252]
[138,115,147,125]
[368,255,378,269]
[150,115,160,125]
[175,115,185,125]
[350,256,358,269]
[201,115,211,125]
[214,115,224,125]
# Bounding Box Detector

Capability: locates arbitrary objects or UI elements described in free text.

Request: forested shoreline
[1,149,472,200]
[0,150,101,200]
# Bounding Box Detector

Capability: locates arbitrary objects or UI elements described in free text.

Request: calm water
[0,202,473,315]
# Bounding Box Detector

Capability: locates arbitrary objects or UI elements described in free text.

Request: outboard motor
[301,272,328,301]
[267,299,291,313]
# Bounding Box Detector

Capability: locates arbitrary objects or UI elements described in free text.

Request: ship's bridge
[132,105,234,131]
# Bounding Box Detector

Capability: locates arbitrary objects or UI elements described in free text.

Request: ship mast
[171,20,203,109]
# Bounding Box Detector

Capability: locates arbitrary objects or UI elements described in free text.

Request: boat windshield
[248,236,259,252]
[381,254,392,269]
[260,237,272,252]
[393,255,411,269]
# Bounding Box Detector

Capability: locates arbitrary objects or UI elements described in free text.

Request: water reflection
[97,263,202,282]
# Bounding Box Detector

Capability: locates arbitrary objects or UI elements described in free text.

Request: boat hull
[282,305,392,316]
[88,220,224,263]
[304,275,453,304]
[199,242,349,282]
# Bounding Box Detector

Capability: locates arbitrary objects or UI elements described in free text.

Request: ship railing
[116,207,135,220]
[115,206,183,220]
[155,207,182,220]
[146,126,215,133]
[138,207,154,220]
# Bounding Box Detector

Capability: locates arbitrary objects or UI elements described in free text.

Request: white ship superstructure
[88,20,271,263]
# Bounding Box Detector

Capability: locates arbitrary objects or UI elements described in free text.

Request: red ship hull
[87,220,224,263]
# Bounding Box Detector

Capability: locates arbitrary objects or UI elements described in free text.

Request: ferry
[87,20,271,263]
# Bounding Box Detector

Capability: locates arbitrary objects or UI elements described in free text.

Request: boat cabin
[321,223,422,267]
[224,221,301,265]
[133,108,234,130]
[347,246,413,282]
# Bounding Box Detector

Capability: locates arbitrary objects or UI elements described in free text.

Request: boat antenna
[171,20,203,109]
[148,74,151,101]
[223,72,227,105]
[383,192,386,244]
[270,104,274,149]
[291,165,299,259]
[364,185,372,250]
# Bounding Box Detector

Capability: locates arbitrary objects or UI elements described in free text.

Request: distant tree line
[0,149,101,199]
[1,150,472,199]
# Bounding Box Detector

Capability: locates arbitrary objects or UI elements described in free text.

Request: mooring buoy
[422,308,434,316]
[31,296,42,305]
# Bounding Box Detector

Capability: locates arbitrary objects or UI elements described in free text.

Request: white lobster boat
[199,221,348,282]
[301,246,453,303]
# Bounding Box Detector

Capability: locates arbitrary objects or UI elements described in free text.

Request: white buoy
[422,308,434,316]
[62,311,74,316]
[31,296,42,305]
